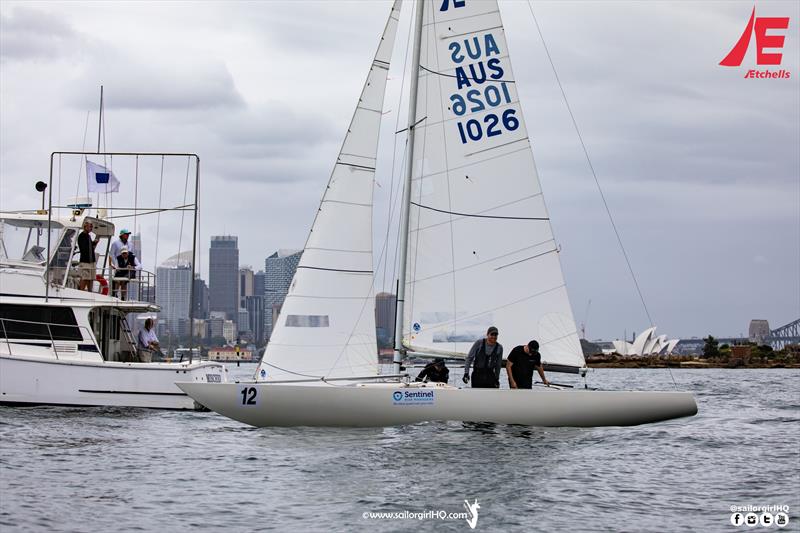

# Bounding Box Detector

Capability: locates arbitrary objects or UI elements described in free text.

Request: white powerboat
[1,187,227,410]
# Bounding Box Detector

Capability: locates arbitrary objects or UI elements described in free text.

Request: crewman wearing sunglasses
[462,326,503,388]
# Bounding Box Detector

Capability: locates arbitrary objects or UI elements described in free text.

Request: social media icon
[760,513,773,527]
[731,513,744,526]
[775,512,789,528]
[745,513,758,527]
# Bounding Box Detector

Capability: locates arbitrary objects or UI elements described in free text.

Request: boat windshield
[0,219,64,266]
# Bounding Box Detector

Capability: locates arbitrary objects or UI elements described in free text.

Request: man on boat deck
[415,358,449,383]
[77,220,99,292]
[109,229,133,296]
[114,247,141,300]
[462,326,503,388]
[137,318,161,362]
[507,340,549,389]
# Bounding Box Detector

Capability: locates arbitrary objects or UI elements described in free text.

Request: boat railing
[46,263,157,304]
[0,317,95,360]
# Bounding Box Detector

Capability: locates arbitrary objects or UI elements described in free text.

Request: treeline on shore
[587,337,800,369]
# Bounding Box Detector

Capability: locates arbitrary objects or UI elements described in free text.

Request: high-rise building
[130,233,143,264]
[193,276,209,320]
[237,308,250,336]
[239,266,254,308]
[156,251,193,338]
[375,292,397,349]
[245,295,265,345]
[254,270,266,298]
[209,236,239,320]
[264,249,302,341]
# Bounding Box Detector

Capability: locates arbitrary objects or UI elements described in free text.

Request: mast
[393,0,425,374]
[97,85,103,154]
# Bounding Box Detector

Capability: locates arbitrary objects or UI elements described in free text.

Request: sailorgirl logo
[720,6,791,79]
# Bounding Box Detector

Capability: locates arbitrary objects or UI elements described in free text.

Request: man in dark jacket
[507,340,549,389]
[415,358,449,383]
[462,326,503,388]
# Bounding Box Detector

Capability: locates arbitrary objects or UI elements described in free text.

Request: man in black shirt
[415,358,449,383]
[77,220,99,291]
[506,340,549,389]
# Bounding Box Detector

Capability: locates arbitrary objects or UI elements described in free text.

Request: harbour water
[1,367,798,532]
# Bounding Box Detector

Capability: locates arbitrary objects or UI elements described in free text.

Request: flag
[86,160,120,193]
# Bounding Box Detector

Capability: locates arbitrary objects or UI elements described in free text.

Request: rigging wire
[525,1,676,388]
[177,156,191,261]
[153,155,165,270]
[74,111,91,200]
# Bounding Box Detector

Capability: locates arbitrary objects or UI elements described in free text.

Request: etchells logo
[720,6,791,79]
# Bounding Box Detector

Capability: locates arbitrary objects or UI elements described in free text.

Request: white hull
[1,355,228,410]
[177,381,698,427]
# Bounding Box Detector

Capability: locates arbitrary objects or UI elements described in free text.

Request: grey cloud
[65,51,245,111]
[0,6,85,62]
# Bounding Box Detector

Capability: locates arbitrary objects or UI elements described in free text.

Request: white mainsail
[255,1,401,382]
[401,0,585,370]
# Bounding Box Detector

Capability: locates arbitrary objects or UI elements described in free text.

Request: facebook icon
[730,513,743,526]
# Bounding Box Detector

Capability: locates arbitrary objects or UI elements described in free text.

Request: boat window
[0,304,83,341]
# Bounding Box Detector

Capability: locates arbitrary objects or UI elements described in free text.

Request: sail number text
[448,33,521,144]
[239,386,258,406]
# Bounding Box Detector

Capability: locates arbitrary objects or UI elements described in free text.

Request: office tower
[156,251,193,338]
[193,276,209,320]
[209,236,239,320]
[239,266,254,308]
[254,270,266,298]
[130,233,143,263]
[245,295,265,345]
[264,249,302,341]
[375,292,397,349]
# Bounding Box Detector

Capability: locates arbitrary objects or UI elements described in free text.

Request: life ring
[95,275,109,295]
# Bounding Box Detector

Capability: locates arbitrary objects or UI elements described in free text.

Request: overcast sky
[1,0,798,341]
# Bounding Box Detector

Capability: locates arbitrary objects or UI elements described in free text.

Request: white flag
[86,160,120,193]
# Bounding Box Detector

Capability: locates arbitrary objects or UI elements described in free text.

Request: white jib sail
[255,1,401,382]
[402,0,585,369]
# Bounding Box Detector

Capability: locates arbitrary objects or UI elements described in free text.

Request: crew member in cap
[462,326,503,388]
[415,358,450,384]
[506,340,549,389]
[114,246,141,300]
[110,229,134,297]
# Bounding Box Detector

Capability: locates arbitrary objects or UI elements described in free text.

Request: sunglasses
[489,332,498,337]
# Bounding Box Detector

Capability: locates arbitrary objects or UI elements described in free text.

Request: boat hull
[176,382,698,427]
[0,355,228,410]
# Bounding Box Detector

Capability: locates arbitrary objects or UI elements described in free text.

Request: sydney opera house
[612,327,679,356]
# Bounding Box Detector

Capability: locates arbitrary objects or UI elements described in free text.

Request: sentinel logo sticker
[413,322,422,333]
[392,390,435,406]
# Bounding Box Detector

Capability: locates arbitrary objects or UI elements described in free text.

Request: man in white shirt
[137,318,160,362]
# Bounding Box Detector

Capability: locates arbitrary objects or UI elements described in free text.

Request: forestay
[402,0,585,369]
[255,1,401,382]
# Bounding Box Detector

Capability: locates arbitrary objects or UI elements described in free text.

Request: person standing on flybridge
[77,220,99,291]
[463,326,503,388]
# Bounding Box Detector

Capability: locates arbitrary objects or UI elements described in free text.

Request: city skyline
[0,1,796,340]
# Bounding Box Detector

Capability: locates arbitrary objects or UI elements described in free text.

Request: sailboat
[178,0,697,427]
